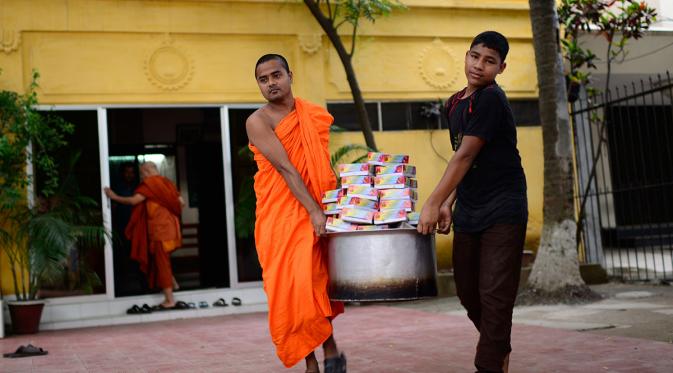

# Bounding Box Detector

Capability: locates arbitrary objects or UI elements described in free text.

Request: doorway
[106,108,230,296]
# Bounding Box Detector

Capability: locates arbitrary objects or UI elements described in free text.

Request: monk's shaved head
[140,161,159,179]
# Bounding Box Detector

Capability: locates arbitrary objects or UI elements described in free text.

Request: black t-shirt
[446,83,528,232]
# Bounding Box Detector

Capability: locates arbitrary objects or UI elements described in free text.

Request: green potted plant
[0,72,106,334]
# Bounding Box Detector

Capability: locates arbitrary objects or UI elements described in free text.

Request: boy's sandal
[140,304,153,313]
[198,301,209,308]
[213,298,228,307]
[231,297,242,306]
[324,353,347,373]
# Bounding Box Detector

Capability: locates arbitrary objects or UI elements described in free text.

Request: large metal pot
[326,227,438,301]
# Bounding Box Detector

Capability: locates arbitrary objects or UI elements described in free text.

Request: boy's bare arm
[246,115,326,236]
[437,190,457,234]
[418,135,485,234]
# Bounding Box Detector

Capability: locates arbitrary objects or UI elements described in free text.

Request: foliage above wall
[558,0,657,96]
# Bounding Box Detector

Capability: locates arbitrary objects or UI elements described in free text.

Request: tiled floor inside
[1,305,672,372]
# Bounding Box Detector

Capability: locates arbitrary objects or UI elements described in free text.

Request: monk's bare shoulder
[246,107,272,131]
[246,107,273,144]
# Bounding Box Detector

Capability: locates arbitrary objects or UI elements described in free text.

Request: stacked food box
[323,152,420,232]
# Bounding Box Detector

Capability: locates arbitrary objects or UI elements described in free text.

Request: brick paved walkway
[2,305,672,372]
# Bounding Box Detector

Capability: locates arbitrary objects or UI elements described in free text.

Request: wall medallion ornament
[418,38,459,90]
[1,30,21,54]
[298,34,322,55]
[144,37,194,91]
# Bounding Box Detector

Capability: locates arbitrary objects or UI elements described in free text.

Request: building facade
[0,0,542,331]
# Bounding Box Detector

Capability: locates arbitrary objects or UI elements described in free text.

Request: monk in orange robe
[247,54,346,373]
[104,162,183,308]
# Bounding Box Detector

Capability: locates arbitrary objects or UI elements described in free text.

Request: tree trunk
[303,0,378,151]
[525,0,593,300]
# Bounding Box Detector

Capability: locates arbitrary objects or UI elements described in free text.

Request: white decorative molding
[144,36,194,91]
[298,34,322,55]
[1,30,21,54]
[418,38,459,90]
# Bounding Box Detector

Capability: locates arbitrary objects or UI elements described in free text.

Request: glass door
[31,108,111,299]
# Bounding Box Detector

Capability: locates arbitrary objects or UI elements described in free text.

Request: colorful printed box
[366,152,410,165]
[340,175,374,189]
[326,217,358,232]
[346,185,379,201]
[407,211,420,225]
[340,207,375,224]
[379,188,418,201]
[374,209,408,225]
[323,203,341,215]
[366,152,390,166]
[375,164,416,177]
[337,163,372,177]
[355,224,389,231]
[374,175,418,189]
[321,189,342,204]
[379,199,414,212]
[386,154,410,164]
[337,196,379,211]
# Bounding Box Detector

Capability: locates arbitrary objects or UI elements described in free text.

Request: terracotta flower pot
[7,300,45,335]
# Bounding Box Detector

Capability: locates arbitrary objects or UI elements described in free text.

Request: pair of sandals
[127,301,192,313]
[306,353,347,373]
[153,300,193,311]
[3,344,48,358]
[126,304,153,314]
[213,297,242,307]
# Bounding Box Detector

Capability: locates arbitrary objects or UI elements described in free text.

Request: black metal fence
[571,72,673,281]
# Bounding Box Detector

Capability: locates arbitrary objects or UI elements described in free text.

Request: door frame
[35,103,263,303]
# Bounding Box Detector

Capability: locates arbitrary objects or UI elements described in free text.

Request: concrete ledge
[437,270,456,297]
[580,263,609,284]
[437,266,533,298]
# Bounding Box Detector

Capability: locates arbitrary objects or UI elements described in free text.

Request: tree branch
[303,0,378,150]
[350,21,359,57]
[325,0,334,23]
[334,18,349,30]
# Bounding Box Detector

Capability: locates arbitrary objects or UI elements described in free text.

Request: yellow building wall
[330,128,543,270]
[0,0,538,293]
[0,0,535,102]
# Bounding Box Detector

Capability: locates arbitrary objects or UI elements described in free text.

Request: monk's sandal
[324,353,346,373]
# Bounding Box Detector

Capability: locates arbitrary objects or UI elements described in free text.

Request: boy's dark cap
[470,31,509,62]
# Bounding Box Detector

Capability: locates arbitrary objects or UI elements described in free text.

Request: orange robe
[250,98,344,367]
[125,175,182,289]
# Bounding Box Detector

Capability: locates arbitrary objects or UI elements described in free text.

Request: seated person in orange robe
[104,161,183,308]
[247,54,346,373]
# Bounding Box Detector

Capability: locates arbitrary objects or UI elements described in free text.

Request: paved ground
[1,283,673,372]
[392,282,673,344]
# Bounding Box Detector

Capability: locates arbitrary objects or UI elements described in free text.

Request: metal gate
[571,73,673,281]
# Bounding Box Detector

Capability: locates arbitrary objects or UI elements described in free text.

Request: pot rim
[7,300,47,306]
[326,224,431,237]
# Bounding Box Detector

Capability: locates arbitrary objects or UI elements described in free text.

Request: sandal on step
[324,353,347,373]
[231,297,242,306]
[213,298,228,307]
[126,304,142,314]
